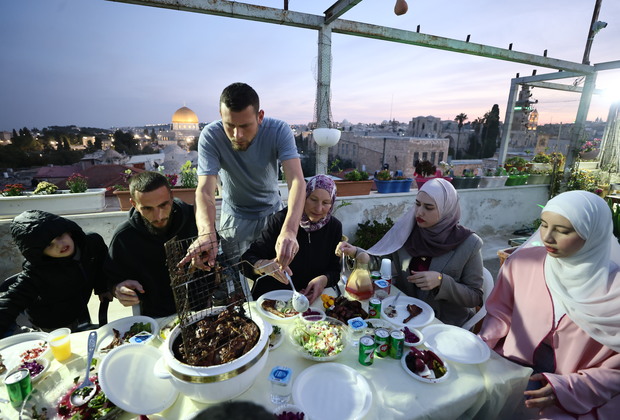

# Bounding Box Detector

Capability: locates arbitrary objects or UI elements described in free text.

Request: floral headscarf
[299,175,337,232]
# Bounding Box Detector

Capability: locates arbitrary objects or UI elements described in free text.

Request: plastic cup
[48,327,72,361]
[380,258,391,278]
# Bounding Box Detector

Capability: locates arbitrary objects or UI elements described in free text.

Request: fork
[385,291,402,318]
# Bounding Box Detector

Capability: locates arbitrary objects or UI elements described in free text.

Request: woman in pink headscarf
[242,175,342,303]
[338,177,484,326]
[479,190,620,419]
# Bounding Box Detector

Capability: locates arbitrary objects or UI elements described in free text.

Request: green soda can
[389,330,405,359]
[4,368,32,407]
[374,328,390,358]
[368,298,381,319]
[358,335,375,366]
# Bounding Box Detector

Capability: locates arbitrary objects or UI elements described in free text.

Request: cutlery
[385,292,402,318]
[285,272,309,312]
[70,331,97,407]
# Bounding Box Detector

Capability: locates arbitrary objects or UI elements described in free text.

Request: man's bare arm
[276,158,306,269]
[177,174,219,269]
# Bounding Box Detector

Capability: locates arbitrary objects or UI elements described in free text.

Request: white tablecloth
[0,293,533,420]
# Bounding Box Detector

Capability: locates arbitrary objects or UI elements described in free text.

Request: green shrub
[353,218,394,250]
[344,169,369,181]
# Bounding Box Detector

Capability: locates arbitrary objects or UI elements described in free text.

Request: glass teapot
[345,261,374,301]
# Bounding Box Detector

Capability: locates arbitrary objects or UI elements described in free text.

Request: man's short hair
[220,82,260,114]
[129,171,170,199]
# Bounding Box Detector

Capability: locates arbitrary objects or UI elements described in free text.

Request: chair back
[461,267,494,332]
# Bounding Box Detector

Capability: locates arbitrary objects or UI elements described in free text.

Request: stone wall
[0,185,550,280]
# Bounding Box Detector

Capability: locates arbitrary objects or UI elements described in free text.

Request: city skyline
[1,0,619,132]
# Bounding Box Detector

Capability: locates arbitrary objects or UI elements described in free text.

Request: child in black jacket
[0,210,110,337]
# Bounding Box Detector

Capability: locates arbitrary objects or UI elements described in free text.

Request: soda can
[370,271,381,281]
[368,298,381,319]
[374,328,390,358]
[389,330,405,359]
[358,335,375,366]
[4,368,32,407]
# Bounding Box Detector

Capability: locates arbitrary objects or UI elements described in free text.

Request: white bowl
[288,316,350,362]
[6,357,49,384]
[299,308,326,322]
[402,327,424,347]
[155,307,271,403]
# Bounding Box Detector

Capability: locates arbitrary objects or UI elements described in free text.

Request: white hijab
[541,191,620,352]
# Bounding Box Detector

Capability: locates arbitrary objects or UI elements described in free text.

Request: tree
[454,113,468,159]
[481,104,501,158]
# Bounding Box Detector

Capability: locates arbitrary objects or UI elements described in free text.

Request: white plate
[268,324,284,350]
[292,362,372,420]
[19,356,123,419]
[380,295,435,328]
[421,324,490,364]
[158,315,180,341]
[99,344,178,415]
[401,350,450,384]
[96,315,159,354]
[0,332,50,379]
[256,290,299,322]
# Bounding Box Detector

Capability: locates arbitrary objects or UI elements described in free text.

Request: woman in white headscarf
[338,178,484,326]
[479,190,620,419]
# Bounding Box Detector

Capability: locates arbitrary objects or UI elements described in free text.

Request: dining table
[0,285,533,420]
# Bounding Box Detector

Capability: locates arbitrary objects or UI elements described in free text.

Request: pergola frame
[107,0,618,173]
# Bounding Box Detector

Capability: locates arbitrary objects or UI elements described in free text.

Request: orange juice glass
[48,328,72,361]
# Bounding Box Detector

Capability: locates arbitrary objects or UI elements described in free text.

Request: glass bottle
[345,261,374,301]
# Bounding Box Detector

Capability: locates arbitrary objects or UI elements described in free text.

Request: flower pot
[395,179,413,193]
[526,174,551,185]
[373,180,398,193]
[0,189,107,217]
[415,176,435,190]
[579,150,599,161]
[451,176,481,190]
[334,180,373,197]
[479,176,508,188]
[113,190,132,211]
[172,188,196,205]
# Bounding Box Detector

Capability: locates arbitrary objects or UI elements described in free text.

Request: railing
[0,184,550,280]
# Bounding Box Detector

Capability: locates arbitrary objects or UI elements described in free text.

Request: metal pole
[582,0,603,65]
[498,81,519,166]
[315,24,333,176]
[565,73,598,171]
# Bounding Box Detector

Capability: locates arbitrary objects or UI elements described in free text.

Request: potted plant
[111,169,134,211]
[579,138,601,161]
[373,169,398,193]
[1,177,106,217]
[414,161,439,190]
[170,161,199,204]
[504,156,527,172]
[525,166,552,185]
[479,167,508,188]
[334,169,372,197]
[451,169,481,189]
[505,167,529,186]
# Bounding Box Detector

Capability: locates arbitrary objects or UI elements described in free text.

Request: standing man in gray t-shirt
[180,82,305,271]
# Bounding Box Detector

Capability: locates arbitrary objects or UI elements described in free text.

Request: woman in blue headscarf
[242,175,342,303]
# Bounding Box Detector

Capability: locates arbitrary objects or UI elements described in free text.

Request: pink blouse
[479,246,620,419]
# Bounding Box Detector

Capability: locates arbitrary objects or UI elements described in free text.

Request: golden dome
[172,106,199,124]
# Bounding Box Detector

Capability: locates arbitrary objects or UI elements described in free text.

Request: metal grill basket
[164,232,257,366]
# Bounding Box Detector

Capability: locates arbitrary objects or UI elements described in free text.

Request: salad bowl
[288,316,350,362]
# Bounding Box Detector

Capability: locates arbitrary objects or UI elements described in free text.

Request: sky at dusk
[1,0,619,132]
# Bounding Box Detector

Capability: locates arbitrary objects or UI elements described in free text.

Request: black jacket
[105,198,197,317]
[242,208,342,299]
[0,210,108,335]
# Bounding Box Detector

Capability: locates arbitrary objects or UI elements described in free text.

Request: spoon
[285,272,309,312]
[70,331,97,407]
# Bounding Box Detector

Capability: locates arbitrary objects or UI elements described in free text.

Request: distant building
[158,106,201,149]
[408,116,443,138]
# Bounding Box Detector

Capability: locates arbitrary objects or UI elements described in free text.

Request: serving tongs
[385,292,402,318]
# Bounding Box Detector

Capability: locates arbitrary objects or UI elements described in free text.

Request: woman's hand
[336,241,356,258]
[523,374,557,413]
[407,271,443,290]
[254,259,293,285]
[301,276,328,304]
